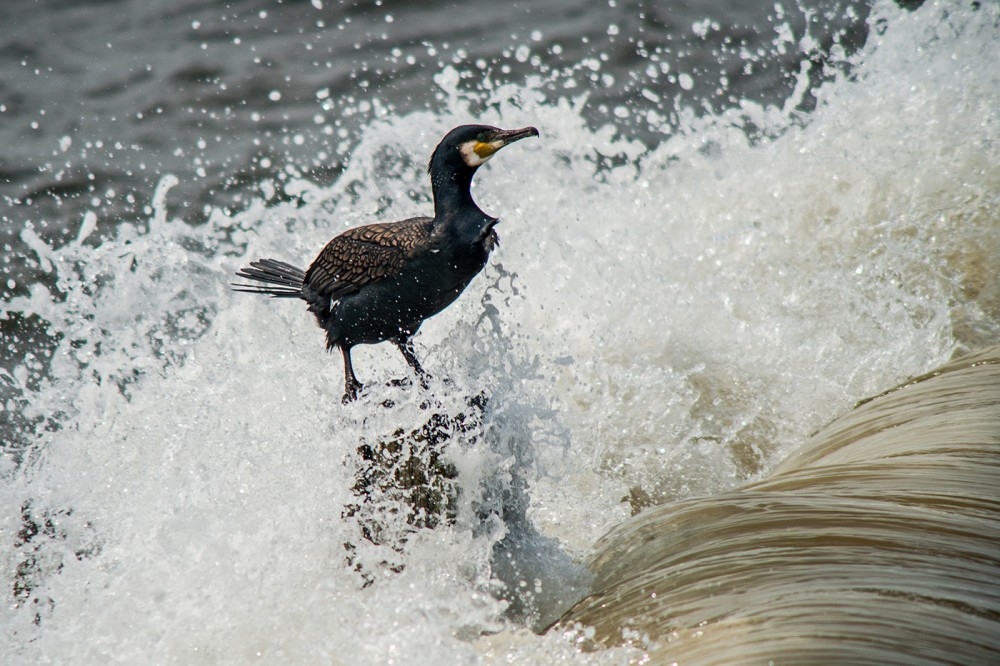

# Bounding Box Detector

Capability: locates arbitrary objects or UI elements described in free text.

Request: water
[559,347,1000,663]
[2,0,870,446]
[1,0,998,662]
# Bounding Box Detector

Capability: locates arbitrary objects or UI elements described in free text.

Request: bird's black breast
[392,228,494,318]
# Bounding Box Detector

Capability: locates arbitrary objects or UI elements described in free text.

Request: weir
[555,347,1000,663]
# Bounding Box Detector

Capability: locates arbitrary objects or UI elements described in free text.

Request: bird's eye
[476,132,488,142]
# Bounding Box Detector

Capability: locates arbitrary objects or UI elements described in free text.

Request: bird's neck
[432,167,476,212]
[432,170,494,240]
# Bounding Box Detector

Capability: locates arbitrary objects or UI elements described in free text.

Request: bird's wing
[304,217,435,301]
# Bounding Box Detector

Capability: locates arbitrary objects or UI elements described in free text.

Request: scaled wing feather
[304,218,434,302]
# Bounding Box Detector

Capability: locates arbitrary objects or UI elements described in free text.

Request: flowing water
[1,0,998,663]
[557,346,1000,663]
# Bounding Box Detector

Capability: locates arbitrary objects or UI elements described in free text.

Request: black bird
[232,124,539,402]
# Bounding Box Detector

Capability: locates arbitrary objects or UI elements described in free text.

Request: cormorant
[232,124,539,402]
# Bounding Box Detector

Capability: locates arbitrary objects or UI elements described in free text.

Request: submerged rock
[341,392,488,582]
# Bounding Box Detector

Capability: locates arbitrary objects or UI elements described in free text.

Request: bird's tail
[232,258,306,297]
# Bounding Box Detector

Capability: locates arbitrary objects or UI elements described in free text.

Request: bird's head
[429,124,540,177]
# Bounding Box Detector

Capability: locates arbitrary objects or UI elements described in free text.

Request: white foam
[2,1,997,661]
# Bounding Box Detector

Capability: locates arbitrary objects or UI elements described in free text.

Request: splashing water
[1,1,998,662]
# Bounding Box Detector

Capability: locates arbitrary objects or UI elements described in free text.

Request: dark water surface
[2,0,867,250]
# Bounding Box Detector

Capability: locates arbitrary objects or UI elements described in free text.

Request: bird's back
[305,217,434,294]
[308,213,497,348]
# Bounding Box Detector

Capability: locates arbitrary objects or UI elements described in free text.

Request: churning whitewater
[1,0,998,663]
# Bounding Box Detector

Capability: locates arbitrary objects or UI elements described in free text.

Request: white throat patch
[459,140,496,167]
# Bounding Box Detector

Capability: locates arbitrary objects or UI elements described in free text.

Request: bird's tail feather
[232,258,306,297]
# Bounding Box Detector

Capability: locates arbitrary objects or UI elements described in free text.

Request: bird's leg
[396,339,430,388]
[341,346,363,403]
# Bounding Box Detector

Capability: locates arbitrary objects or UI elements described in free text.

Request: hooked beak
[464,126,540,166]
[489,126,540,149]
